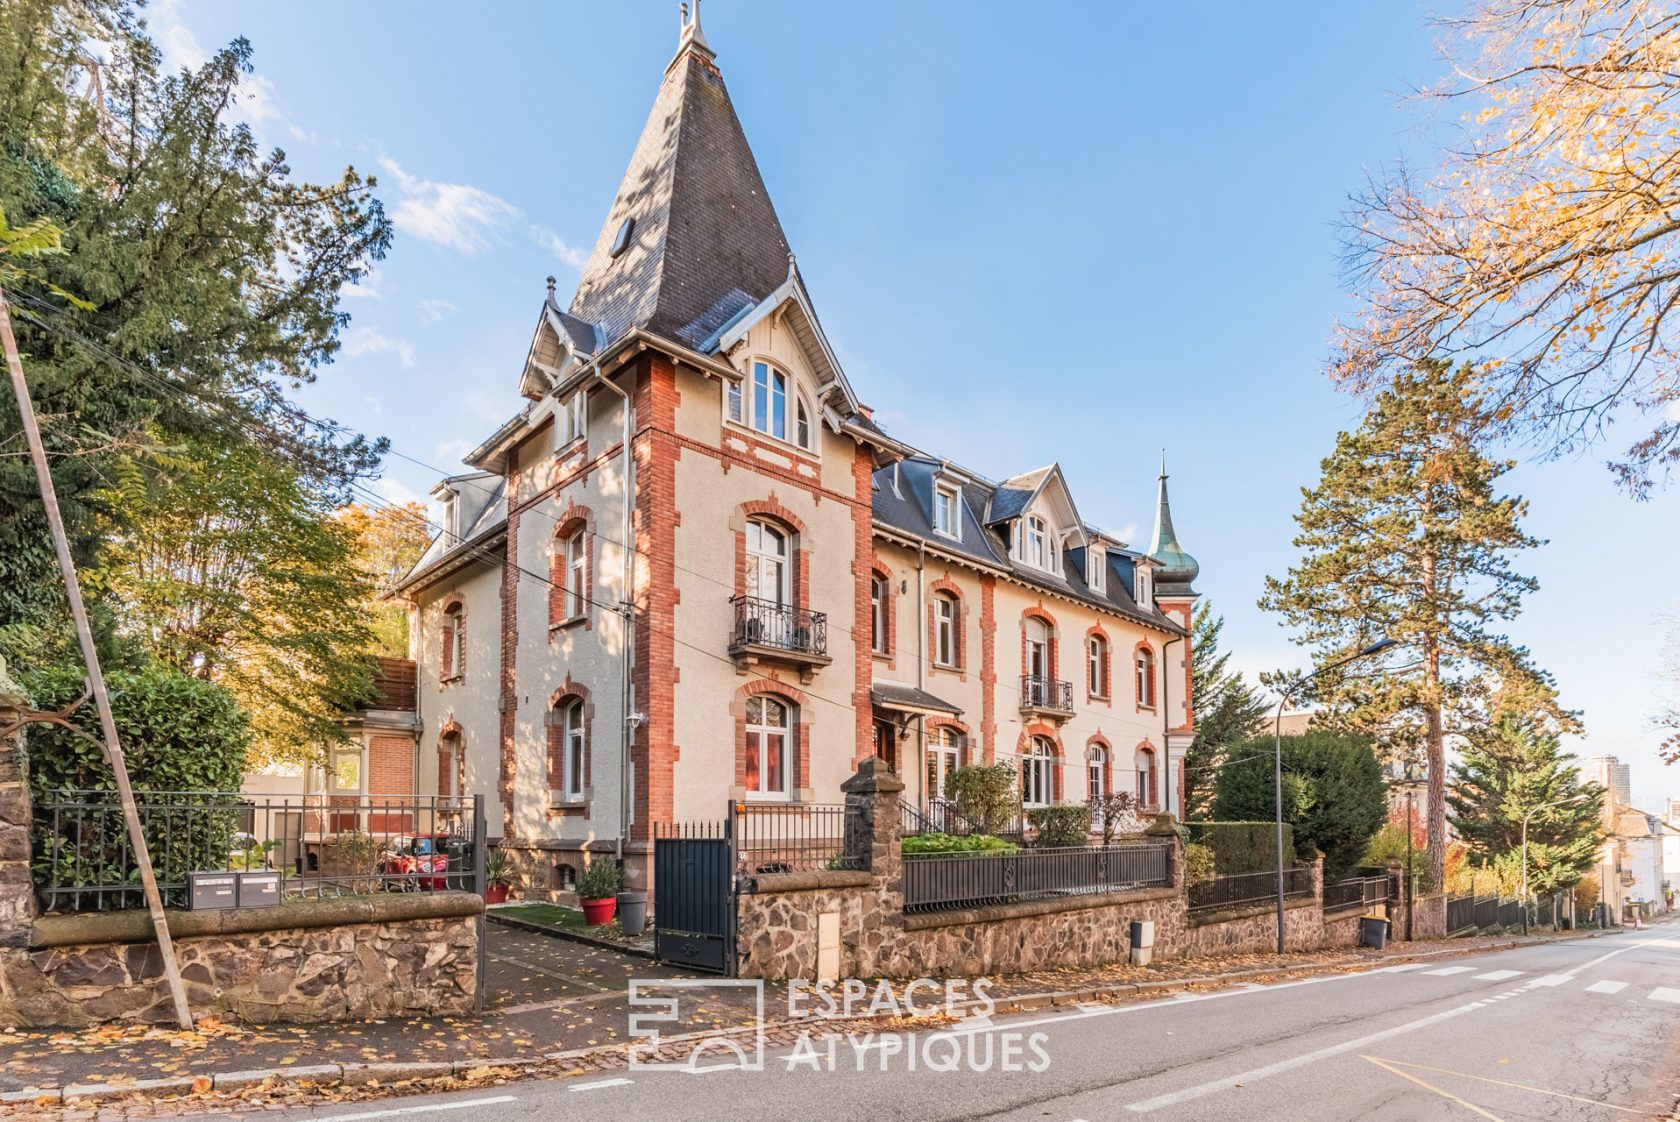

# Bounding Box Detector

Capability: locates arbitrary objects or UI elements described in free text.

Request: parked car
[377,834,451,891]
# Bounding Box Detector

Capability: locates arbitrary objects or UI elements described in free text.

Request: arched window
[745,520,789,605]
[1087,745,1108,804]
[870,574,888,655]
[438,730,462,800]
[796,396,813,450]
[565,530,588,619]
[927,726,962,807]
[1024,515,1049,570]
[751,361,789,441]
[551,698,585,803]
[745,695,792,797]
[440,601,465,681]
[1022,735,1055,809]
[1088,635,1109,698]
[1135,746,1158,809]
[933,592,959,668]
[1135,646,1157,708]
[1023,616,1053,706]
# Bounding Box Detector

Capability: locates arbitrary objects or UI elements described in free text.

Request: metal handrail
[730,595,828,657]
[1021,673,1074,712]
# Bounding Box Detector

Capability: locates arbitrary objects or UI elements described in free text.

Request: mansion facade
[380,11,1200,894]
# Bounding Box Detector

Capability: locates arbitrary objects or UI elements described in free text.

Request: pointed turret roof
[1148,452,1199,597]
[566,2,792,351]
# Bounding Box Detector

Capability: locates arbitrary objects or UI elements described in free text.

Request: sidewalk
[0,926,1592,1115]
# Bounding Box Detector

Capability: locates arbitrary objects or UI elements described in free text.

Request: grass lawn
[497,902,631,941]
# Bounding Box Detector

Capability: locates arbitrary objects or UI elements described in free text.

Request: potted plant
[482,846,512,905]
[577,859,621,925]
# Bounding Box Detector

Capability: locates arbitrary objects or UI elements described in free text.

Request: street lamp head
[1359,637,1399,657]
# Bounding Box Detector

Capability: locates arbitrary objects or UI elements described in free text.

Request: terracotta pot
[581,896,617,926]
[483,882,510,905]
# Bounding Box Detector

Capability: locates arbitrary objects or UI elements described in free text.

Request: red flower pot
[483,882,510,905]
[581,896,617,926]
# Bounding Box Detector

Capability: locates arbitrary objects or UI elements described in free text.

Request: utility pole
[0,288,193,1029]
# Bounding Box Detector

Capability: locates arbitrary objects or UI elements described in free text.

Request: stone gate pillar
[0,661,33,948]
[841,756,904,883]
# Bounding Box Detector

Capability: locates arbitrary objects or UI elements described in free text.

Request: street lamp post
[1273,637,1397,955]
[1521,793,1589,935]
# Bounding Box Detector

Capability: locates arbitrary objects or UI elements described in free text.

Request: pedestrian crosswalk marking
[1648,987,1680,1004]
[1529,974,1570,986]
[1382,963,1425,973]
[1472,970,1523,981]
[1422,966,1474,976]
[1584,980,1628,994]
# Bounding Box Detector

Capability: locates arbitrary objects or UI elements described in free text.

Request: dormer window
[1136,566,1153,606]
[752,361,787,440]
[933,484,961,540]
[1088,548,1106,594]
[1023,515,1049,570]
[441,492,458,543]
[558,390,586,446]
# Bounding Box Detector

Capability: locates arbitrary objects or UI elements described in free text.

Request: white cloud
[363,395,384,417]
[533,226,590,270]
[417,298,457,323]
[151,6,315,147]
[379,157,519,254]
[341,326,415,369]
[371,475,428,510]
[434,438,475,465]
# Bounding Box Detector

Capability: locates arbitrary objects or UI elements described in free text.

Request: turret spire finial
[671,0,714,67]
[1148,449,1199,595]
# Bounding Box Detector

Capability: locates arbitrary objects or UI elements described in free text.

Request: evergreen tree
[1447,716,1603,898]
[1261,360,1576,888]
[1183,601,1267,820]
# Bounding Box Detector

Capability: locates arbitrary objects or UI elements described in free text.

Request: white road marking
[1584,980,1628,995]
[1529,974,1570,987]
[317,1096,518,1121]
[1472,969,1523,981]
[1422,966,1474,976]
[1125,1001,1488,1113]
[1648,987,1680,1003]
[569,1078,633,1092]
[1381,963,1425,972]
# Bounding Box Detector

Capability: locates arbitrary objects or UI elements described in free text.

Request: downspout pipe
[1160,633,1183,820]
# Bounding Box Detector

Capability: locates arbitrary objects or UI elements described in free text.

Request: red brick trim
[869,557,896,668]
[497,453,522,837]
[547,679,593,815]
[979,575,997,763]
[1085,732,1113,803]
[438,721,465,800]
[1084,624,1112,703]
[926,716,972,767]
[927,576,967,678]
[732,497,809,612]
[549,501,596,633]
[732,678,810,795]
[1134,639,1158,712]
[1020,605,1060,688]
[849,446,875,767]
[1017,723,1064,802]
[633,354,682,842]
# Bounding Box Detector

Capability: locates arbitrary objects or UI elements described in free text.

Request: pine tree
[1183,601,1267,820]
[1261,359,1576,888]
[1447,716,1603,898]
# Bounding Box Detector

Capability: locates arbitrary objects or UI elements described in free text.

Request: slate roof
[872,457,1186,636]
[393,472,508,593]
[566,41,791,351]
[870,682,963,717]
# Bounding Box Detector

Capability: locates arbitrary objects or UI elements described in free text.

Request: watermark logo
[627,979,767,1072]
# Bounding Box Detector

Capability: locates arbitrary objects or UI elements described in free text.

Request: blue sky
[153,1,1680,808]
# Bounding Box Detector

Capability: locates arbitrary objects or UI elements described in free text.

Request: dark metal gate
[653,818,735,974]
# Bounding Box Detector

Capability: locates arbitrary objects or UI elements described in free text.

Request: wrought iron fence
[33,790,482,913]
[898,798,989,837]
[1324,875,1388,913]
[733,802,860,874]
[1021,674,1074,713]
[1187,866,1314,915]
[902,842,1173,913]
[729,596,828,658]
[1446,891,1475,934]
[1445,890,1528,934]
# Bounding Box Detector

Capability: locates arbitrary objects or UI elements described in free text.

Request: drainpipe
[915,539,927,806]
[1160,633,1183,820]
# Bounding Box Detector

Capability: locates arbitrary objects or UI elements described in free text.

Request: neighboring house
[388,12,1198,895]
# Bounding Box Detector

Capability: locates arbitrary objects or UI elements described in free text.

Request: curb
[487,909,657,959]
[0,928,1601,1107]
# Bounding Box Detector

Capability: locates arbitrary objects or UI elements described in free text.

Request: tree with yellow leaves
[1338,0,1680,494]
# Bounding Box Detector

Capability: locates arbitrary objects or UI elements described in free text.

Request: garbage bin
[617,890,649,937]
[1359,916,1389,949]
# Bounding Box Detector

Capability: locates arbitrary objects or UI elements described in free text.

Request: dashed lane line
[569,1078,633,1092]
[1471,970,1524,981]
[1422,966,1475,976]
[316,1096,519,1121]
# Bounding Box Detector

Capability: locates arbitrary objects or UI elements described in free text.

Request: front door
[873,718,898,773]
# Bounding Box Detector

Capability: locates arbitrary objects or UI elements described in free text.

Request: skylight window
[610,217,635,258]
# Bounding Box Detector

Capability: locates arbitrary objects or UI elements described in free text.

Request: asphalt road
[213,927,1680,1122]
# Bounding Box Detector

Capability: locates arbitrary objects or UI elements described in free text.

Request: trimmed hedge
[902,833,1018,856]
[1185,821,1296,875]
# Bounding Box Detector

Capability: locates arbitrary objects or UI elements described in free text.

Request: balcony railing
[1020,673,1074,714]
[729,596,828,661]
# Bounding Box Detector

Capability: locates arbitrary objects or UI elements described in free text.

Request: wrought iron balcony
[728,595,831,677]
[1020,673,1074,717]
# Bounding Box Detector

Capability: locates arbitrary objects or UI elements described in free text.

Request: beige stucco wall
[412,557,505,824]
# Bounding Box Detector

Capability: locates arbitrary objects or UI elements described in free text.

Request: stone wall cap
[746,869,872,894]
[840,756,905,795]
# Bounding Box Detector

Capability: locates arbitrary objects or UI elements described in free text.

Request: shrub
[1027,803,1091,848]
[577,859,621,900]
[944,762,1021,834]
[1212,730,1386,882]
[1185,821,1296,875]
[1092,791,1137,846]
[901,833,1017,856]
[1184,842,1217,884]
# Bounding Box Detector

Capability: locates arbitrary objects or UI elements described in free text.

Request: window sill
[554,437,587,458]
[440,675,463,687]
[1137,704,1157,714]
[871,650,893,662]
[550,616,588,633]
[547,801,589,817]
[930,662,963,675]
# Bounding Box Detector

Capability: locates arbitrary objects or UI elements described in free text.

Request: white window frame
[1088,548,1106,593]
[1022,737,1054,809]
[1136,647,1156,709]
[934,593,958,668]
[1088,635,1107,697]
[1023,515,1049,571]
[441,493,458,542]
[1136,566,1152,605]
[933,484,961,540]
[726,378,744,424]
[870,575,887,655]
[1088,747,1107,804]
[927,727,961,805]
[562,390,586,445]
[560,699,585,802]
[442,603,465,681]
[746,520,790,605]
[751,360,788,441]
[1135,747,1158,808]
[795,394,813,451]
[745,695,792,799]
[566,530,588,619]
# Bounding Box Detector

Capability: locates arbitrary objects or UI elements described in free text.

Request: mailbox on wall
[237,870,280,907]
[187,871,237,910]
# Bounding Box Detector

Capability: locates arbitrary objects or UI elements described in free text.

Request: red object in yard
[581,896,617,925]
[484,882,510,905]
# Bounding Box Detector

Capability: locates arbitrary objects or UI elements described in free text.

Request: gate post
[841,757,904,884]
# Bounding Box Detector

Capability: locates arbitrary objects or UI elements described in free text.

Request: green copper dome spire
[1147,451,1199,596]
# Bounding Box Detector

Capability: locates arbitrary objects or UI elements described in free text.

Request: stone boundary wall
[0,690,482,1028]
[735,760,1385,981]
